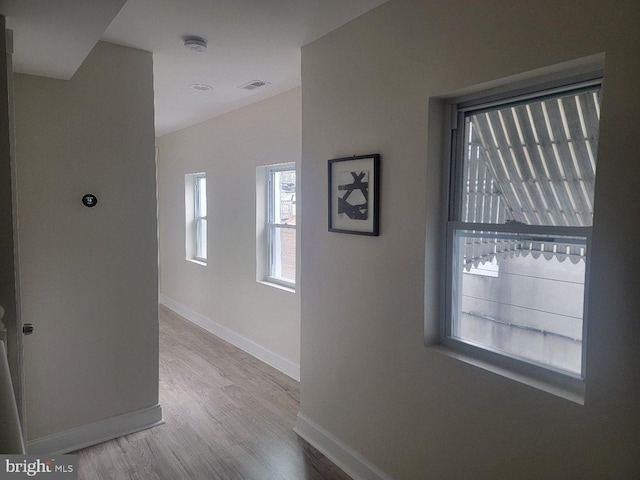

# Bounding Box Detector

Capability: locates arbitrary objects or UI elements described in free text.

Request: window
[443,75,602,387]
[267,165,296,287]
[194,174,207,261]
[256,163,296,289]
[185,172,206,264]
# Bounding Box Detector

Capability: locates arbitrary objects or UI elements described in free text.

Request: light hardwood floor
[76,305,350,480]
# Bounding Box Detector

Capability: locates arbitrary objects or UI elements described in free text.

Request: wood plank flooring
[75,305,350,480]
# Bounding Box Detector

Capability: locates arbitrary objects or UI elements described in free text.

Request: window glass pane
[452,229,586,375]
[461,88,601,227]
[196,176,206,218]
[269,226,296,284]
[265,165,296,286]
[271,169,296,225]
[196,218,207,260]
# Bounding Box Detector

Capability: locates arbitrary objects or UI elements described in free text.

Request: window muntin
[194,174,207,261]
[446,79,601,378]
[267,166,296,287]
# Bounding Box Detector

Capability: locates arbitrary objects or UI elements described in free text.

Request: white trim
[428,345,584,404]
[294,412,395,480]
[186,258,206,267]
[257,280,295,294]
[28,404,164,455]
[159,294,300,381]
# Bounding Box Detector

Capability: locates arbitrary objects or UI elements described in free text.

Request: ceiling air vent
[189,83,213,91]
[238,80,271,91]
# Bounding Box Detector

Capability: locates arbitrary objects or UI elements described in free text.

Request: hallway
[76,305,349,479]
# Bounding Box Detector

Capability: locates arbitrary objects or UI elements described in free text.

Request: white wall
[157,88,301,369]
[299,0,640,478]
[0,17,20,406]
[13,41,160,446]
[0,18,25,453]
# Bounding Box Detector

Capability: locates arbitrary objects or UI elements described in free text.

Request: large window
[444,75,602,386]
[185,172,206,264]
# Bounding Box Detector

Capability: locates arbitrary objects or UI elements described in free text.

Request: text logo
[1,456,77,479]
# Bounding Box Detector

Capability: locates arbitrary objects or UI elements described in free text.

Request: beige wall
[14,42,159,441]
[157,88,301,366]
[300,0,640,478]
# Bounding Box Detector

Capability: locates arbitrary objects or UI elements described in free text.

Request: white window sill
[186,258,207,267]
[257,280,295,293]
[428,344,585,405]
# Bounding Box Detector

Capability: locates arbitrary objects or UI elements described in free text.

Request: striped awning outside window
[460,87,600,268]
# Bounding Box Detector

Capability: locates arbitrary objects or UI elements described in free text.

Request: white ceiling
[1,0,388,136]
[0,0,127,79]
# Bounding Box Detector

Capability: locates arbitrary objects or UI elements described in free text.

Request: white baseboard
[294,412,394,480]
[159,294,300,381]
[28,404,164,455]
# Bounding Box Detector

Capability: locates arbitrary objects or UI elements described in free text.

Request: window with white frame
[185,172,206,264]
[261,164,296,288]
[443,74,602,386]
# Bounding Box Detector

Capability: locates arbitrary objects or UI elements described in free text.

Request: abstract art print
[328,154,380,235]
[337,170,369,220]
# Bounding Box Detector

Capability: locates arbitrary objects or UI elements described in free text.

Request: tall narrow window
[443,75,602,386]
[267,164,296,287]
[185,172,206,265]
[194,174,207,262]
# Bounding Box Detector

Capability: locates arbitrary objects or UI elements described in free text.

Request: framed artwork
[328,154,380,236]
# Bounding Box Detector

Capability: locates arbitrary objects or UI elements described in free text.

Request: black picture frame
[328,154,380,236]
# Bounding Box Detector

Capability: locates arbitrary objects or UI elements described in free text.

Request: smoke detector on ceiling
[238,80,271,91]
[183,36,207,53]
